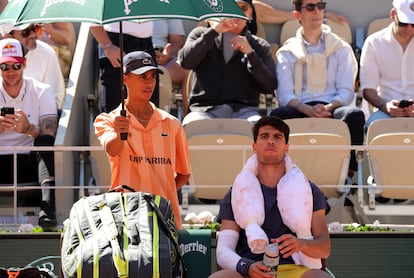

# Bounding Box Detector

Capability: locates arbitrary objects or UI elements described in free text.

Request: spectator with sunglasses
[0,38,58,228]
[270,0,364,180]
[0,23,65,114]
[360,0,414,128]
[178,0,276,126]
[253,0,350,26]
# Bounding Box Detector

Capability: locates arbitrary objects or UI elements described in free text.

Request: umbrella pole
[119,21,128,140]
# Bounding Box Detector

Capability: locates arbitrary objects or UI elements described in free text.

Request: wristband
[236,257,255,276]
[101,42,113,49]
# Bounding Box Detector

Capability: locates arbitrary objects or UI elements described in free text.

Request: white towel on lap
[232,154,322,268]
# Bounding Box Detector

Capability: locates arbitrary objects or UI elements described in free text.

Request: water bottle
[263,243,279,275]
[181,185,190,210]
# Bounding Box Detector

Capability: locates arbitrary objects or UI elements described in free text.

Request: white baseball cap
[0,23,31,37]
[393,0,414,24]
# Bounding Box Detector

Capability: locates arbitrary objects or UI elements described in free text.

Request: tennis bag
[61,190,186,278]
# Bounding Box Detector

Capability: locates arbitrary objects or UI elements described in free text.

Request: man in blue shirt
[210,116,331,278]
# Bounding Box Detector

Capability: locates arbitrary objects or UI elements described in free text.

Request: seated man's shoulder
[32,40,58,56]
[365,27,389,45]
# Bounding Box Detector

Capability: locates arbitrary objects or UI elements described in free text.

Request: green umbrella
[0,0,247,140]
[0,0,246,25]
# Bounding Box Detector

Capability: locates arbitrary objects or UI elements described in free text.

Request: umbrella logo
[124,0,172,15]
[204,0,224,12]
[41,0,86,17]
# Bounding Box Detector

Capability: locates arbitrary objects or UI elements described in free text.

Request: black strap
[143,195,187,278]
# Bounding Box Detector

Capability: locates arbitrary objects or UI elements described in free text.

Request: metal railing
[0,145,107,225]
[2,143,414,226]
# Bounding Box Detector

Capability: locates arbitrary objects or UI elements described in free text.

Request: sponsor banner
[178,229,212,277]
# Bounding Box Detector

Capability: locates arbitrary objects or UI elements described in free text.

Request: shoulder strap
[143,195,187,278]
[81,198,100,278]
[97,197,128,278]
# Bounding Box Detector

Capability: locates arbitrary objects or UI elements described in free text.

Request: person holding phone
[360,0,414,128]
[0,23,66,114]
[0,38,58,228]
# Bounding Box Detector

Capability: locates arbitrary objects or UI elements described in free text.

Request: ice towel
[232,154,322,268]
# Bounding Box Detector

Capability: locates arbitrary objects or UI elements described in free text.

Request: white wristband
[101,42,113,49]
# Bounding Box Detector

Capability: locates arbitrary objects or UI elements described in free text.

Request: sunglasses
[0,63,23,71]
[301,2,327,12]
[398,21,414,28]
[20,24,41,38]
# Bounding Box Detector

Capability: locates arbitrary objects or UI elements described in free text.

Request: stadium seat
[159,65,173,112]
[280,19,352,45]
[284,118,351,198]
[366,118,414,205]
[367,17,392,36]
[184,119,254,202]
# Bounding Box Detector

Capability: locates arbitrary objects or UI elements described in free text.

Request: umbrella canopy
[0,0,247,140]
[0,0,247,25]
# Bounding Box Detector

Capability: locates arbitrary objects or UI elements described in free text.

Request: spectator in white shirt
[0,23,66,114]
[360,0,414,128]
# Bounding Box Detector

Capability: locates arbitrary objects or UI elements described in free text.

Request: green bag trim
[98,198,128,278]
[120,193,129,277]
[152,195,161,278]
[82,198,100,278]
[71,201,85,278]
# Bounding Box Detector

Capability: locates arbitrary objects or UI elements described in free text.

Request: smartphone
[398,100,413,108]
[1,107,14,116]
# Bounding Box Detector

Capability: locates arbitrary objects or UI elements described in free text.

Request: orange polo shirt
[94,104,190,228]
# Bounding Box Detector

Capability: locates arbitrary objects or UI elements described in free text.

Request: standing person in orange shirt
[94,51,191,228]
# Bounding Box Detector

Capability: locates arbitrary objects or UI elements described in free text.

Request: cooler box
[178,229,212,277]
